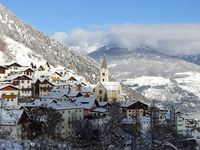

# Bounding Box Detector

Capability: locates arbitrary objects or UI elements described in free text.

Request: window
[102,73,105,76]
[99,90,103,94]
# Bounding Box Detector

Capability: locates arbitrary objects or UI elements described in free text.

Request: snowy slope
[123,72,200,102]
[174,72,200,98]
[1,36,46,66]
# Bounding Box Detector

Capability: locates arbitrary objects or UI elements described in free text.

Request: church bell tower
[100,55,109,82]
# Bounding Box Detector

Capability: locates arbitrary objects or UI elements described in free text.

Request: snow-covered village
[0,57,198,149]
[1,1,200,150]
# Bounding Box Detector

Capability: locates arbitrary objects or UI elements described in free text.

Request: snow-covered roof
[76,97,98,110]
[18,67,34,72]
[56,82,74,86]
[0,64,7,69]
[6,74,21,81]
[44,92,68,99]
[68,90,82,97]
[121,100,137,107]
[92,107,108,113]
[6,74,32,81]
[2,62,22,67]
[98,101,110,107]
[101,82,121,91]
[0,109,24,126]
[51,88,82,98]
[81,86,94,93]
[154,103,168,110]
[0,84,20,90]
[46,71,61,77]
[48,101,83,110]
[31,98,57,107]
[32,78,40,83]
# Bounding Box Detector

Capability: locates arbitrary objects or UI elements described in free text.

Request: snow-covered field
[124,76,172,87]
[123,72,200,102]
[174,72,200,98]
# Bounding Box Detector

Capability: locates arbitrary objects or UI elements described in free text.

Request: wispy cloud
[52,23,200,55]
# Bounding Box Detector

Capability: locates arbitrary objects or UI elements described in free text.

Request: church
[94,56,123,102]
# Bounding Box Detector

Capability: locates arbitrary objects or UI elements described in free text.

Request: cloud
[52,23,200,55]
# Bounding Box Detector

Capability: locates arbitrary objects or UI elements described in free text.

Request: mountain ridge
[89,44,200,78]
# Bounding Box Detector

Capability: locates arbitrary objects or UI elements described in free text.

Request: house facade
[0,65,8,81]
[8,74,33,98]
[5,62,22,75]
[39,79,54,97]
[49,102,84,138]
[0,84,20,106]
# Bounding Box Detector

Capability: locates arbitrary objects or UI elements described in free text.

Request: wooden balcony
[2,94,17,99]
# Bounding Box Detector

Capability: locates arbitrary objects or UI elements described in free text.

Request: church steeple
[101,55,107,69]
[100,55,109,82]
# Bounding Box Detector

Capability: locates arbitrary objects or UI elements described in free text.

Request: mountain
[0,4,146,101]
[178,54,200,66]
[89,44,200,78]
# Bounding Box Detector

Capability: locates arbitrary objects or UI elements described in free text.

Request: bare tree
[71,118,102,149]
[24,107,63,139]
[102,101,125,149]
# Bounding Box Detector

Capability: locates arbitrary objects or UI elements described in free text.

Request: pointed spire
[101,54,107,69]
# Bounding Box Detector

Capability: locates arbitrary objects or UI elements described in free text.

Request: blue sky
[1,0,200,35]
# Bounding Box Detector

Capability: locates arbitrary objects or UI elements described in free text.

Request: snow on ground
[123,72,200,102]
[124,76,172,87]
[174,72,200,98]
[2,36,46,66]
[142,88,171,101]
